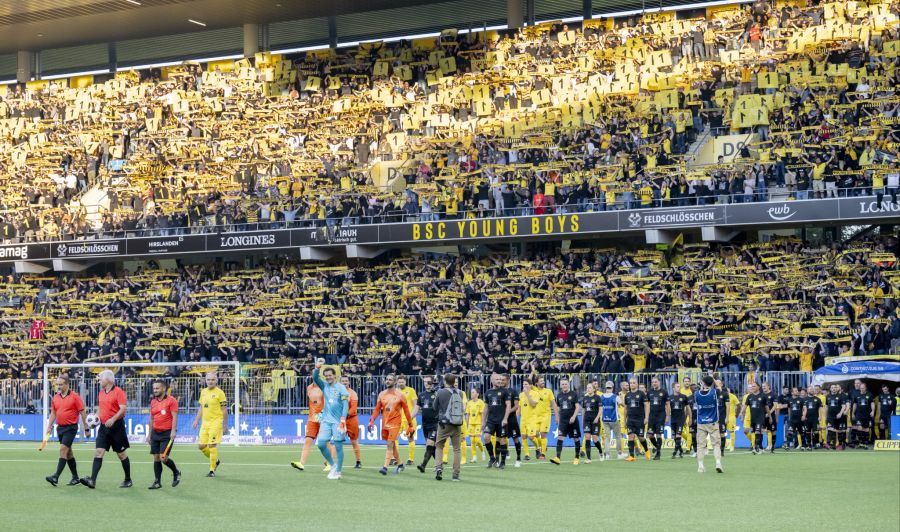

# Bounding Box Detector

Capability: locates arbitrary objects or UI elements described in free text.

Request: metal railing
[3,187,895,244]
[1,371,818,416]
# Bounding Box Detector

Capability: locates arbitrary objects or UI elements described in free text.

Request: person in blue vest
[694,375,723,474]
[599,381,624,460]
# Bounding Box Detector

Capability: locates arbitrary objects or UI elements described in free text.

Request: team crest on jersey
[161,409,167,415]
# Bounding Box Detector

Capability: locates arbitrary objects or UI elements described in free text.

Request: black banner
[378,212,613,244]
[206,230,292,252]
[838,197,900,220]
[618,206,724,230]
[0,197,896,265]
[0,243,50,262]
[51,239,125,259]
[292,225,380,246]
[725,200,829,225]
[126,235,205,256]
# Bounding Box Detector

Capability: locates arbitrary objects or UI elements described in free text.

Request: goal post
[41,361,252,446]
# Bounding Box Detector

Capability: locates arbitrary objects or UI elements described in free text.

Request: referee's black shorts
[149,430,172,455]
[421,423,438,442]
[96,420,130,453]
[57,424,78,447]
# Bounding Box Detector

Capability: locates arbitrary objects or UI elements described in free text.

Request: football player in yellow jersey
[442,388,468,465]
[680,377,694,397]
[679,378,693,450]
[465,388,486,462]
[816,385,827,445]
[617,381,629,435]
[726,390,738,451]
[191,372,228,477]
[397,377,418,465]
[520,381,539,460]
[532,376,554,459]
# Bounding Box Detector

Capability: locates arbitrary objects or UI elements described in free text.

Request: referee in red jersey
[45,376,88,486]
[147,380,182,489]
[81,370,132,489]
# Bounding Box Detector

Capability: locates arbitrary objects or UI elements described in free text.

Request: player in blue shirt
[693,375,723,474]
[312,360,350,480]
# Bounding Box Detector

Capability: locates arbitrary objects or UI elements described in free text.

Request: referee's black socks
[54,458,67,478]
[163,458,178,474]
[574,440,581,459]
[121,457,131,481]
[420,445,435,468]
[91,457,102,480]
[154,461,163,482]
[67,458,78,479]
[514,440,522,460]
[485,441,495,460]
[555,440,564,459]
[628,440,635,457]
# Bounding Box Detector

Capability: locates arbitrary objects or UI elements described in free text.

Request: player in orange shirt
[291,381,334,471]
[340,375,362,469]
[368,374,414,475]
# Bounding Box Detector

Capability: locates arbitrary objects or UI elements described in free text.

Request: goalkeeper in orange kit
[368,374,414,476]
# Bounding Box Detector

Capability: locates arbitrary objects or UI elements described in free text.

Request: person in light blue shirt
[311,361,349,480]
[693,375,723,474]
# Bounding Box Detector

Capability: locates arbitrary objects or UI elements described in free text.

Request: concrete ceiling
[0,0,446,54]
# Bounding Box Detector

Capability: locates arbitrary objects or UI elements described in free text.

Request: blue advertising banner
[0,414,851,447]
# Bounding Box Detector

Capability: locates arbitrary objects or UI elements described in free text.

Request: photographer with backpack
[432,374,466,481]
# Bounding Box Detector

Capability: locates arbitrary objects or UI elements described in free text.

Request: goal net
[42,361,272,446]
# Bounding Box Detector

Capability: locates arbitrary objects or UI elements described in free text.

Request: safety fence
[0,371,817,416]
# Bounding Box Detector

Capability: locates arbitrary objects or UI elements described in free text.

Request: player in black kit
[824,384,850,450]
[550,378,582,465]
[784,388,804,450]
[501,375,524,467]
[624,378,650,461]
[646,377,669,460]
[580,382,603,463]
[801,385,822,451]
[714,379,730,455]
[761,382,779,453]
[739,383,768,454]
[668,382,690,458]
[481,374,511,468]
[877,384,897,441]
[850,382,875,449]
[688,383,699,456]
[415,376,440,472]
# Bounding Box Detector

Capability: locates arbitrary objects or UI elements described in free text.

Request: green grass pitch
[3,442,898,531]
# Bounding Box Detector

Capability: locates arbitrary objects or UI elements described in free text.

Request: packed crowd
[0,0,898,242]
[0,234,896,379]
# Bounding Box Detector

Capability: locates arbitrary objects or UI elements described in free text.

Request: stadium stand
[0,0,897,243]
[0,235,897,381]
